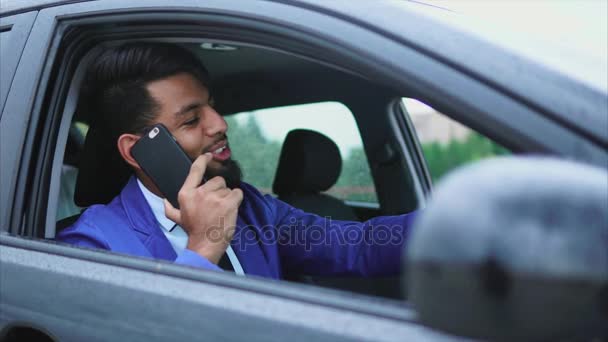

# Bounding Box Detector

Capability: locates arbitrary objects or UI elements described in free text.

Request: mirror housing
[406,157,608,340]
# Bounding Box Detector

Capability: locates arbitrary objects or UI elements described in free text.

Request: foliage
[225,116,282,193]
[421,132,510,183]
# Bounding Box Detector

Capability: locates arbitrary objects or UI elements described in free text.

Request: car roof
[0,0,96,15]
[2,0,604,95]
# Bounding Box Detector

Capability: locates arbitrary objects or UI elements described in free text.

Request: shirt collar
[136,178,176,232]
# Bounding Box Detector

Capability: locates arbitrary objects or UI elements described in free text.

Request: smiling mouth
[205,138,227,154]
[212,145,227,154]
[206,139,231,162]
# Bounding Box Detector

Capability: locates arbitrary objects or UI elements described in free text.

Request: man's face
[145,72,242,188]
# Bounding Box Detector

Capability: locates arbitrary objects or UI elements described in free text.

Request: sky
[404,0,608,92]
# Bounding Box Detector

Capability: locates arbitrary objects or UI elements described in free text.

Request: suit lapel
[120,177,177,261]
[118,178,278,278]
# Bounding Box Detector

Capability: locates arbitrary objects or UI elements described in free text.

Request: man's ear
[117,133,141,170]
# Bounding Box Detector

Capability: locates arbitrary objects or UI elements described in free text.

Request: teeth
[213,146,226,154]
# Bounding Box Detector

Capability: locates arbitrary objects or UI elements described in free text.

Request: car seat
[56,118,132,233]
[272,129,402,298]
[272,129,357,221]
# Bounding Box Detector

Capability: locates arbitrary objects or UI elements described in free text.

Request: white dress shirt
[136,179,244,275]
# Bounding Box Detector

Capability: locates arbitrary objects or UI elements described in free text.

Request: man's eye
[184,117,200,126]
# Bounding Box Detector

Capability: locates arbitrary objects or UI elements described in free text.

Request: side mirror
[406,157,608,341]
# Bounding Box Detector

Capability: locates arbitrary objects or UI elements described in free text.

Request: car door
[0,9,37,231]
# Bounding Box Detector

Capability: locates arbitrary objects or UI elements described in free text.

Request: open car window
[50,39,414,302]
[402,98,510,183]
[226,102,378,203]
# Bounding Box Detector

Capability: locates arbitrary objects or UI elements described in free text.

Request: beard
[204,158,243,189]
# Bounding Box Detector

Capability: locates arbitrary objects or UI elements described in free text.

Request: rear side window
[226,102,378,203]
[403,98,510,182]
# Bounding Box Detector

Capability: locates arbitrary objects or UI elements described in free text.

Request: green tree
[421,132,509,183]
[226,115,282,192]
[332,147,377,202]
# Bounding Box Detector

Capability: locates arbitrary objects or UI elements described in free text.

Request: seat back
[272,129,356,221]
[273,130,403,298]
[74,117,131,207]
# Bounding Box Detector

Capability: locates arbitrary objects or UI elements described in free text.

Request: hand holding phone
[163,154,244,263]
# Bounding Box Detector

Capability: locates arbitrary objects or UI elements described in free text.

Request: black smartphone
[131,123,194,208]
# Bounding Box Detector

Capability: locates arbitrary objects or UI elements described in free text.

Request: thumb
[164,199,182,225]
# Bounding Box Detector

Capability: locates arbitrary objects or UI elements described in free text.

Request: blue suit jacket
[58,177,418,279]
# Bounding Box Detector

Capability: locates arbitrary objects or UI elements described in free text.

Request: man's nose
[203,106,227,136]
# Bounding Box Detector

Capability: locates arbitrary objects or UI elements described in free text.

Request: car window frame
[1,5,432,337]
[6,0,435,319]
[21,3,434,241]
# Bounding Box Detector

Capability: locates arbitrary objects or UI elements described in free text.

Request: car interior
[273,128,359,221]
[52,40,425,300]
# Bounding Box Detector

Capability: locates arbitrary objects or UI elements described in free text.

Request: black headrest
[63,125,85,167]
[272,129,342,195]
[74,121,131,207]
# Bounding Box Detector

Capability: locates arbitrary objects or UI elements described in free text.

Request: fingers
[205,179,241,201]
[183,153,213,189]
[216,188,231,198]
[164,199,182,225]
[228,188,244,206]
[202,176,227,192]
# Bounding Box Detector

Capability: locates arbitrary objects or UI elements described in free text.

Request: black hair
[81,42,210,137]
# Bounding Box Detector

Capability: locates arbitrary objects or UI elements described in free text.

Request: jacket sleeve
[268,196,418,277]
[56,222,112,250]
[174,249,223,271]
[57,219,223,272]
